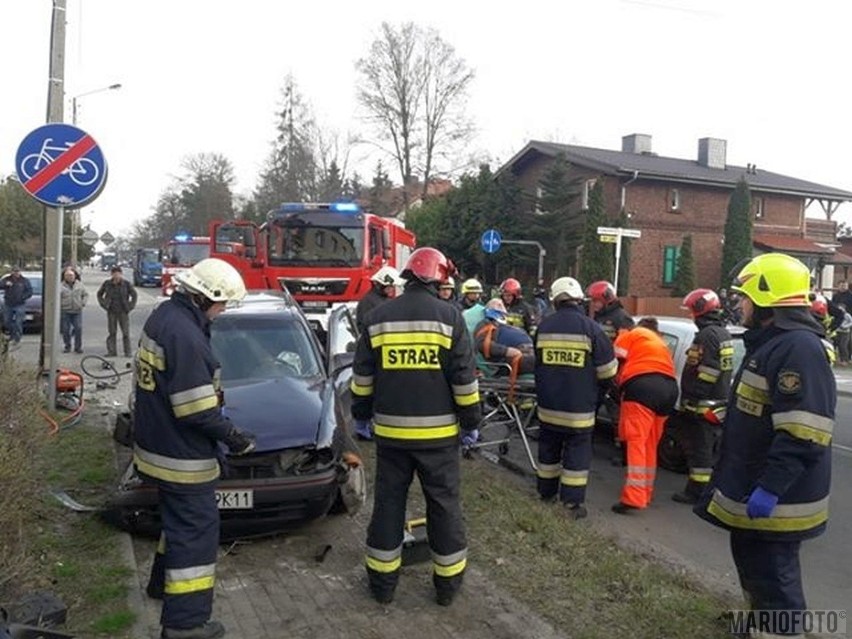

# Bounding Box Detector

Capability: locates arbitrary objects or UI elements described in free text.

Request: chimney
[698,137,727,169]
[622,133,652,155]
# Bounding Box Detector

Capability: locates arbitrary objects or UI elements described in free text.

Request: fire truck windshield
[166,242,210,267]
[267,219,364,267]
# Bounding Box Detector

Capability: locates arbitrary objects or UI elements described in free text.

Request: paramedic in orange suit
[611,322,678,514]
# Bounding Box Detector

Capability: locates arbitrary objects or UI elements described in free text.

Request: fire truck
[208,202,416,333]
[161,234,211,295]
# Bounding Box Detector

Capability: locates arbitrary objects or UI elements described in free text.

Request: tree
[721,177,753,288]
[356,22,474,211]
[178,153,236,233]
[368,161,394,216]
[578,180,613,285]
[534,154,582,276]
[0,176,43,266]
[673,234,696,297]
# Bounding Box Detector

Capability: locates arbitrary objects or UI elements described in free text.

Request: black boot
[161,620,225,639]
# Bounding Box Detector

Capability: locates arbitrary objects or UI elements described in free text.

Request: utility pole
[41,0,67,405]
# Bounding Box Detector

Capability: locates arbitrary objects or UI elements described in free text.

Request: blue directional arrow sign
[15,123,108,208]
[480,229,502,254]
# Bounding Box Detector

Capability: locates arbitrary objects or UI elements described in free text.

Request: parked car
[0,270,44,334]
[102,295,362,540]
[595,316,746,472]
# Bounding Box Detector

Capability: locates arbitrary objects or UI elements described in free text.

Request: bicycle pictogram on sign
[15,123,108,209]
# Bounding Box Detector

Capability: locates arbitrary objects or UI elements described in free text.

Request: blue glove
[461,429,480,448]
[746,486,779,519]
[354,419,373,440]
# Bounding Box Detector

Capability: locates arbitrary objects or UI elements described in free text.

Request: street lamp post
[69,83,121,266]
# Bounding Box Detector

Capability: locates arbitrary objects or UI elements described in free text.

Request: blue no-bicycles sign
[15,123,108,208]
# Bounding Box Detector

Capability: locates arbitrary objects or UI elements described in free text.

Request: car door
[325,304,358,415]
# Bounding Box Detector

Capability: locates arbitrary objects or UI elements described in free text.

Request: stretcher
[467,362,539,472]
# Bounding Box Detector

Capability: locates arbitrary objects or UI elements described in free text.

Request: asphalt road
[8,270,850,614]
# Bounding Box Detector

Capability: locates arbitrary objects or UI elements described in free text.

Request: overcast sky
[2,0,851,240]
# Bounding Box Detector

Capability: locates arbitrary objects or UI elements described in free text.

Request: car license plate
[215,489,253,509]
[25,314,34,321]
[302,301,330,309]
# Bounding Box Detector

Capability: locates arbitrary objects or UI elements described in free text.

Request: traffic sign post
[597,226,642,293]
[481,229,502,254]
[81,229,98,247]
[100,231,115,245]
[15,123,107,408]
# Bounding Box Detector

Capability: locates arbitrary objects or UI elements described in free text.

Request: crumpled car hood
[223,376,325,452]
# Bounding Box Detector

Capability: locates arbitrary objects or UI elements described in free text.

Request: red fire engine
[161,234,211,295]
[208,202,416,309]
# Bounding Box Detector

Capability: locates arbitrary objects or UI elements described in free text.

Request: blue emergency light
[174,233,191,241]
[277,202,361,214]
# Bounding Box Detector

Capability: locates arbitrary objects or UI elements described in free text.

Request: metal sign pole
[613,229,623,294]
[501,240,547,284]
[46,206,64,409]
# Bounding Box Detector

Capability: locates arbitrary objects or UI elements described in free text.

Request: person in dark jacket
[135,258,256,639]
[355,265,405,334]
[694,254,835,636]
[534,277,617,519]
[586,280,635,340]
[351,247,481,607]
[1,266,32,345]
[671,288,734,504]
[96,266,138,357]
[499,278,537,334]
[354,265,406,440]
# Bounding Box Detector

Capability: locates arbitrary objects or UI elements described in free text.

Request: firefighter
[438,277,456,303]
[534,277,617,519]
[134,258,256,639]
[810,294,839,366]
[586,280,635,340]
[351,247,481,607]
[457,278,483,312]
[694,254,834,636]
[356,266,405,334]
[473,299,535,375]
[499,278,536,334]
[612,321,678,513]
[671,288,735,505]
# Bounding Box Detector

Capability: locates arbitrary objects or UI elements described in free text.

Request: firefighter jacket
[695,314,835,541]
[356,286,390,334]
[133,292,232,488]
[680,317,735,411]
[614,326,676,386]
[535,305,618,429]
[350,283,481,448]
[593,302,634,341]
[505,297,537,334]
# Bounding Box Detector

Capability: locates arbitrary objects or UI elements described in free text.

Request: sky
[2,0,851,241]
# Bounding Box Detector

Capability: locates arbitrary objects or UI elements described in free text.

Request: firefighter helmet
[402,247,455,284]
[174,258,246,303]
[549,277,584,302]
[439,277,456,290]
[586,280,617,304]
[810,293,828,319]
[681,288,722,318]
[461,278,483,294]
[371,265,405,286]
[484,298,507,322]
[731,253,811,307]
[500,278,522,297]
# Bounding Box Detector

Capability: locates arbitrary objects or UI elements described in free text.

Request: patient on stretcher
[473,299,535,376]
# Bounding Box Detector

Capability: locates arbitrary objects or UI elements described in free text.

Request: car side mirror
[331,352,355,376]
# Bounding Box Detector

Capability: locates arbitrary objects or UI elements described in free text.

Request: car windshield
[267,218,364,267]
[211,315,321,382]
[166,243,210,266]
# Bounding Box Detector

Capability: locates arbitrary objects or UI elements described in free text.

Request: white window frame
[581,179,596,210]
[669,188,680,211]
[753,197,765,219]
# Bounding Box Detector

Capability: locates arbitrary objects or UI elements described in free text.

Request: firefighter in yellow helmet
[694,254,835,636]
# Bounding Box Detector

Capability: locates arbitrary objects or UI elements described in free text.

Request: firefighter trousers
[673,411,721,499]
[730,532,806,636]
[146,483,220,630]
[366,444,467,600]
[536,424,592,505]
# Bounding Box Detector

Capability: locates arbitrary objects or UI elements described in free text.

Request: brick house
[497,134,852,296]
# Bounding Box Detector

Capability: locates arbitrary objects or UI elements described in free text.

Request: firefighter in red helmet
[670,288,735,505]
[499,278,537,334]
[351,246,481,606]
[586,280,634,341]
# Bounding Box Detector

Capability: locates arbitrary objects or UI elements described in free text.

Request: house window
[535,186,544,214]
[752,197,765,219]
[669,189,680,211]
[663,245,680,286]
[581,179,596,209]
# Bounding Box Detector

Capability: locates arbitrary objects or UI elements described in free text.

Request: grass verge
[30,402,137,637]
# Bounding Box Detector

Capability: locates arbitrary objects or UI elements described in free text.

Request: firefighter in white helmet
[438,276,456,303]
[134,258,254,639]
[356,266,405,334]
[534,276,617,519]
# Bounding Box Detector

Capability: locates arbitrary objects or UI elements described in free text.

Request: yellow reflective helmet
[731,253,810,307]
[461,278,483,294]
